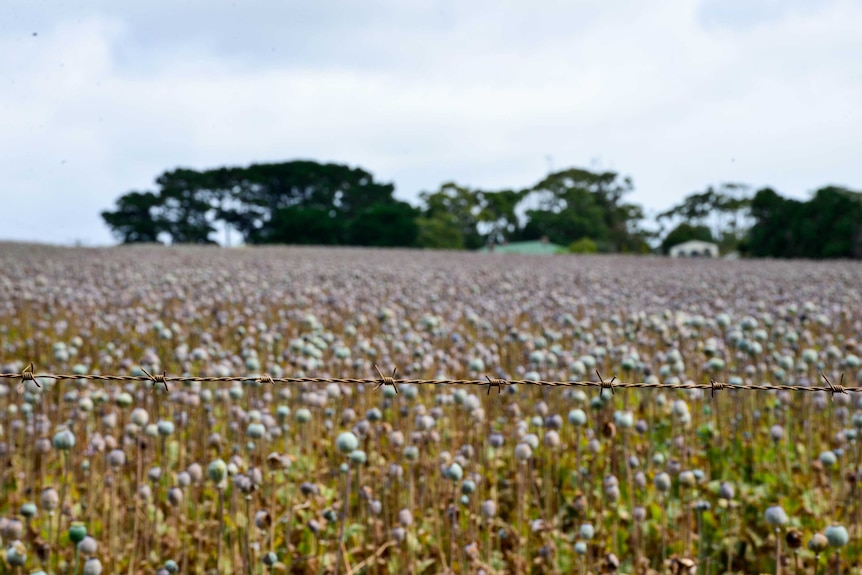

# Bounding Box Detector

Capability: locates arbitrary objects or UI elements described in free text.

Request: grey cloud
[1,0,861,245]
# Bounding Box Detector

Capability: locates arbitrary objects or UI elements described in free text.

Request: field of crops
[1,243,861,575]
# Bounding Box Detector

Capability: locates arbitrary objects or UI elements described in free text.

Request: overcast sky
[2,0,861,246]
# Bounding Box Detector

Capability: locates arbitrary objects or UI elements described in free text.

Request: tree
[660,223,714,254]
[155,169,220,244]
[746,188,798,257]
[799,186,862,258]
[746,186,862,259]
[347,201,419,247]
[419,183,484,250]
[416,215,465,249]
[102,160,411,247]
[518,168,648,251]
[221,161,397,243]
[476,189,527,245]
[658,183,752,253]
[101,191,163,244]
[259,206,345,245]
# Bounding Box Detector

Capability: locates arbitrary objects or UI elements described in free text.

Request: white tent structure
[669,240,719,258]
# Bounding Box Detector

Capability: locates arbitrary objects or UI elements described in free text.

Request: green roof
[478,241,566,255]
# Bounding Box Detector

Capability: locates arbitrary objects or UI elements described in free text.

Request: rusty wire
[0,365,852,397]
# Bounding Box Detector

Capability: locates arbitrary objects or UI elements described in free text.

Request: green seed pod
[69,522,87,544]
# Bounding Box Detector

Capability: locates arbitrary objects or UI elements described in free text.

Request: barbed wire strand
[0,366,852,396]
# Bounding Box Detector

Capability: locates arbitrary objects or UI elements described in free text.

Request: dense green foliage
[747,186,862,259]
[101,160,862,259]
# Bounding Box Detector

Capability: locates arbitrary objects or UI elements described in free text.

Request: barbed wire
[0,365,853,399]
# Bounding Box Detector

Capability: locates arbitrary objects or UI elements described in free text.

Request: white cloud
[1,0,860,245]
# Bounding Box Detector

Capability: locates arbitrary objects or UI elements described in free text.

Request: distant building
[479,236,566,255]
[669,240,719,258]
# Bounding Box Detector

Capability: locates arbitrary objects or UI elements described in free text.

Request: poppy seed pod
[254,510,271,530]
[187,463,203,483]
[403,446,419,461]
[83,558,103,575]
[130,408,149,427]
[168,487,183,507]
[654,472,672,493]
[176,471,191,488]
[208,459,227,484]
[295,408,311,424]
[614,411,634,429]
[568,409,587,426]
[41,487,60,511]
[825,525,849,548]
[157,420,175,436]
[765,505,789,527]
[5,541,26,567]
[514,443,532,461]
[69,522,87,544]
[679,470,697,488]
[148,467,162,482]
[719,482,735,500]
[1,518,22,540]
[397,509,413,527]
[574,541,588,555]
[480,500,497,518]
[77,536,98,556]
[488,433,504,448]
[53,429,75,451]
[247,423,265,439]
[543,430,561,449]
[808,533,829,553]
[107,449,126,468]
[20,502,37,519]
[336,432,359,454]
[785,529,803,549]
[389,430,404,448]
[445,462,463,481]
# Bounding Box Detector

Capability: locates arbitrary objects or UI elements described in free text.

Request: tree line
[101,160,862,259]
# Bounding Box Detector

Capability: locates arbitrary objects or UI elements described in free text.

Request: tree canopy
[101,159,862,259]
[102,161,406,246]
[747,186,862,259]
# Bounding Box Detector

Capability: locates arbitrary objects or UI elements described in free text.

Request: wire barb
[256,373,275,385]
[710,378,726,399]
[17,362,38,394]
[596,369,615,396]
[373,365,399,394]
[485,375,505,395]
[141,367,169,392]
[821,372,847,401]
